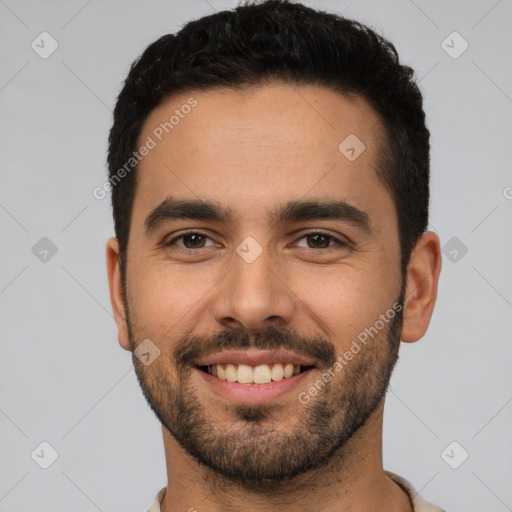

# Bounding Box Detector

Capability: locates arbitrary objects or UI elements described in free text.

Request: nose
[211,242,296,331]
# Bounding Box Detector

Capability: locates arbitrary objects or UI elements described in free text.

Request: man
[105,1,443,510]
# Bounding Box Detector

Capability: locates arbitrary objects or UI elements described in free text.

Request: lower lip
[193,366,315,403]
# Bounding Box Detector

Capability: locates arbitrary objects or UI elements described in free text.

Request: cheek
[294,264,396,345]
[127,259,218,333]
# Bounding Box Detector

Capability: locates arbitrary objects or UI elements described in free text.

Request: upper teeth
[207,363,302,384]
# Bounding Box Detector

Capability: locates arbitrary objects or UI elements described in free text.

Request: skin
[106,83,441,511]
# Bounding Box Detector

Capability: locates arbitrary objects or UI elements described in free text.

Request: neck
[160,402,413,512]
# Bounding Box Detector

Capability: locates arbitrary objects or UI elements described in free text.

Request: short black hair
[107,0,430,276]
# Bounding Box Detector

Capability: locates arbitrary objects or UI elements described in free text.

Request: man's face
[120,83,404,487]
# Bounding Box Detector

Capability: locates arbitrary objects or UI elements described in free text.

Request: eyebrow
[144,196,372,235]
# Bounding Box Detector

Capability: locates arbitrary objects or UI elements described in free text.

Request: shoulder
[145,487,167,512]
[385,471,447,512]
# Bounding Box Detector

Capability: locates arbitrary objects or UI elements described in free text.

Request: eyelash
[163,230,348,252]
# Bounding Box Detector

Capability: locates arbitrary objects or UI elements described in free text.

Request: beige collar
[147,471,446,512]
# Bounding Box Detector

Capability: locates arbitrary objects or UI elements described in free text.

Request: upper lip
[193,350,316,367]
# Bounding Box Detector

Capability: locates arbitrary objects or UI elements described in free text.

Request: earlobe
[401,231,442,343]
[106,237,131,351]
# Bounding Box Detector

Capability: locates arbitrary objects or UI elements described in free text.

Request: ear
[106,237,131,351]
[401,231,442,343]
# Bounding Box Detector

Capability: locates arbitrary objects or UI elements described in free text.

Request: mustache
[174,325,337,369]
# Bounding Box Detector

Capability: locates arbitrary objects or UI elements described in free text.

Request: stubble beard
[125,293,403,491]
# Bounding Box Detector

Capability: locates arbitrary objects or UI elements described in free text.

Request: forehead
[133,83,391,226]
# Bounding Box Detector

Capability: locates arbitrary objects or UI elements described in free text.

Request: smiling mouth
[197,363,314,384]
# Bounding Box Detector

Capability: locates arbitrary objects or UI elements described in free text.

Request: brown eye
[165,231,215,250]
[305,233,331,248]
[295,231,345,249]
[181,233,207,249]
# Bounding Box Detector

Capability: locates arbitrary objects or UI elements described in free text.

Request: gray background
[1,0,511,510]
